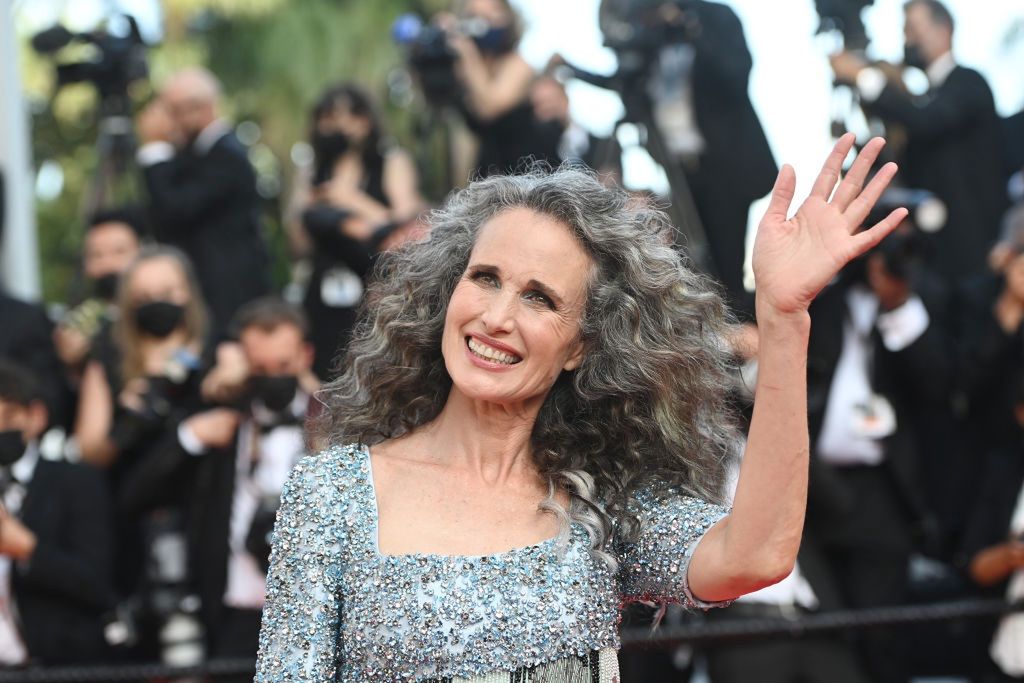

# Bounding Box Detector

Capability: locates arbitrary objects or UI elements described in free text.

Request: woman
[256,134,906,680]
[73,245,208,611]
[444,0,553,176]
[287,83,424,379]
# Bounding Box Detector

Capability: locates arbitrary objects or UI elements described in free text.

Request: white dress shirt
[0,444,39,665]
[178,392,308,610]
[816,286,930,466]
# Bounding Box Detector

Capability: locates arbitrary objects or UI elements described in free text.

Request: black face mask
[903,43,928,71]
[0,430,26,468]
[311,131,350,184]
[134,301,185,338]
[93,272,120,301]
[473,26,514,55]
[249,375,299,413]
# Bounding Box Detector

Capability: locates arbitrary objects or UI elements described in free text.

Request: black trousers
[210,606,263,683]
[814,465,914,683]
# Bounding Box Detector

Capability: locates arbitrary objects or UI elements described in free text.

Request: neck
[420,387,543,486]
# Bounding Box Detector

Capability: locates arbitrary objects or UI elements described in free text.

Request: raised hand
[751,134,908,316]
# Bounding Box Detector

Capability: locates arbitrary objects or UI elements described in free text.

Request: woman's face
[464,0,512,27]
[127,257,192,307]
[441,207,592,408]
[318,102,372,145]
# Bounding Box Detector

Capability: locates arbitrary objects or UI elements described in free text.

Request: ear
[563,339,585,372]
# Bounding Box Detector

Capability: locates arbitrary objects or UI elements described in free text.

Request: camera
[31,16,149,110]
[814,0,875,51]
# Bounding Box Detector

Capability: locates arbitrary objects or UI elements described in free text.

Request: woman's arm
[382,149,426,220]
[453,42,534,122]
[73,360,118,467]
[688,135,908,601]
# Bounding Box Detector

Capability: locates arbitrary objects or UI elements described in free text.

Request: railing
[0,599,1020,682]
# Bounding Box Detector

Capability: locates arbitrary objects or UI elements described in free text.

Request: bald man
[136,67,270,336]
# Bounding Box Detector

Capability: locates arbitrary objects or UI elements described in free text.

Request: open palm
[752,134,908,315]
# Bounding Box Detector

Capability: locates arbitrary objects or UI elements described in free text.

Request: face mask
[311,131,351,185]
[249,375,299,413]
[134,301,185,338]
[473,26,514,54]
[0,430,26,468]
[903,43,928,71]
[93,272,120,301]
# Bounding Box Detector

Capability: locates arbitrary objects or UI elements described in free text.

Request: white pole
[0,0,41,301]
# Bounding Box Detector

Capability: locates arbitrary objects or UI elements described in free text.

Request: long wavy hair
[314,167,740,566]
[114,245,208,384]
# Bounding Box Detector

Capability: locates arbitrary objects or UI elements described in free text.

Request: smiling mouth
[466,336,522,365]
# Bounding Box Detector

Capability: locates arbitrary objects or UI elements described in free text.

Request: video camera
[391,13,513,106]
[814,0,875,51]
[31,15,149,112]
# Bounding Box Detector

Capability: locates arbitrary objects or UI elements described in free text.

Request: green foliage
[24,0,444,303]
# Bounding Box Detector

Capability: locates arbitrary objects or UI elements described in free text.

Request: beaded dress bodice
[255,444,729,682]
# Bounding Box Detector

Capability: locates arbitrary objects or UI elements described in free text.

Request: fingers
[832,137,885,211]
[810,133,855,200]
[844,161,899,230]
[764,164,796,221]
[851,207,909,256]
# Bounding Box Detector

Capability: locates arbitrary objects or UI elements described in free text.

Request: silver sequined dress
[255,444,729,682]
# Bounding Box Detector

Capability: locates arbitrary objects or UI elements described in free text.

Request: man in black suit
[136,67,271,337]
[0,361,114,665]
[800,236,951,683]
[603,0,777,314]
[0,292,68,429]
[831,0,1008,283]
[120,298,318,673]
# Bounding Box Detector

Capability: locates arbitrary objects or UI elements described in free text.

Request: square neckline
[360,443,565,562]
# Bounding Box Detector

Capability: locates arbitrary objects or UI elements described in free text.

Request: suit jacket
[11,460,114,663]
[803,277,951,552]
[688,0,777,204]
[867,66,1008,281]
[960,445,1024,596]
[0,293,69,429]
[143,131,271,334]
[120,413,304,649]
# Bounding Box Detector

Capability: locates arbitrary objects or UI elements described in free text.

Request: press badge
[321,266,364,308]
[851,394,897,439]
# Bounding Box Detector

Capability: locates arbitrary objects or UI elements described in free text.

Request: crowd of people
[0,0,1023,680]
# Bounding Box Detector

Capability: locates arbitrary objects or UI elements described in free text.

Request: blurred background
[1,0,1024,681]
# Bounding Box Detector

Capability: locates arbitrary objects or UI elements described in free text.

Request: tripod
[565,59,715,278]
[81,93,140,221]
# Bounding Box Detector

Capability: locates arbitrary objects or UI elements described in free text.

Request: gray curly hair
[313,167,740,567]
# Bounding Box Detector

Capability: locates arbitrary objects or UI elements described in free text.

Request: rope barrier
[0,599,1020,681]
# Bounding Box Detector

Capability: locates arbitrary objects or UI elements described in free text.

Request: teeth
[468,338,520,365]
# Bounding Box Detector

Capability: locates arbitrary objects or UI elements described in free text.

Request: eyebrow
[468,263,566,308]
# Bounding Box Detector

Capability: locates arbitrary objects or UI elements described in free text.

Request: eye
[469,271,499,287]
[524,290,555,309]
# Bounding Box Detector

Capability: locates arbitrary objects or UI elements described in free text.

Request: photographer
[136,67,271,337]
[830,0,1008,283]
[440,0,551,176]
[801,215,951,683]
[72,246,210,659]
[961,370,1024,680]
[285,84,424,379]
[119,298,317,672]
[53,208,143,382]
[602,0,777,315]
[0,361,114,665]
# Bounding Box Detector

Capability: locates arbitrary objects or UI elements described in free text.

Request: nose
[479,290,516,334]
